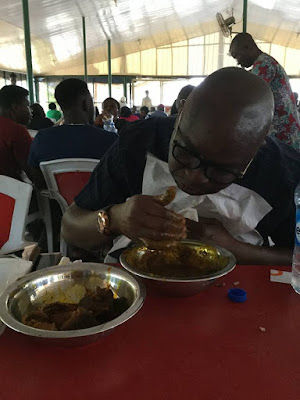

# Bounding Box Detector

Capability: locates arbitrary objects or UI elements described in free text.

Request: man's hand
[186,217,293,265]
[94,112,112,127]
[62,204,293,265]
[109,194,186,242]
[186,217,238,251]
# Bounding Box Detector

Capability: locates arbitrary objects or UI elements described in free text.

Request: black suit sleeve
[74,139,130,210]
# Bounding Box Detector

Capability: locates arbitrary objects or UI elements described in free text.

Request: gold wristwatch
[97,207,113,235]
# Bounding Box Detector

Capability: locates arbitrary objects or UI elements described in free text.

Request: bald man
[62,67,300,265]
[230,33,300,151]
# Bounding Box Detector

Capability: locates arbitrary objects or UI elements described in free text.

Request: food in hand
[141,186,185,250]
[155,186,177,206]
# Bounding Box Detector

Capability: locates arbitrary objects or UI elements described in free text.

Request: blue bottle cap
[228,288,247,303]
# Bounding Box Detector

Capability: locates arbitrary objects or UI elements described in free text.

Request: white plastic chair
[21,172,54,253]
[40,158,100,255]
[0,175,36,255]
[34,190,54,253]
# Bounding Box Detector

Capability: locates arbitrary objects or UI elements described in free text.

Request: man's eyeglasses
[171,114,253,184]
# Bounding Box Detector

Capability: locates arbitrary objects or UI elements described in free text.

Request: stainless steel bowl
[0,263,145,346]
[120,240,236,297]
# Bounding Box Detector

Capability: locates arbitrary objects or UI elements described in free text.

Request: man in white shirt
[142,90,152,108]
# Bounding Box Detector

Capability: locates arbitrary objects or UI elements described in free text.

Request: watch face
[98,211,109,234]
[98,212,105,233]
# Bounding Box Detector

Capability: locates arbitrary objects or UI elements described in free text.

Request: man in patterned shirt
[230,33,300,151]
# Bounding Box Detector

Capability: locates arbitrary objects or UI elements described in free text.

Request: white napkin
[105,153,272,262]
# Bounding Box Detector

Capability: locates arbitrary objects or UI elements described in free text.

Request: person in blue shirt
[28,78,117,188]
[150,104,167,118]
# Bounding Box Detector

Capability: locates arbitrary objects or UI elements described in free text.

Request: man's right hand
[94,112,111,127]
[108,194,186,241]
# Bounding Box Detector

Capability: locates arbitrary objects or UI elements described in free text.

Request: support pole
[34,78,39,103]
[243,0,248,33]
[108,39,112,97]
[129,80,132,107]
[123,76,127,101]
[22,0,34,103]
[218,32,224,70]
[131,80,134,107]
[82,17,88,82]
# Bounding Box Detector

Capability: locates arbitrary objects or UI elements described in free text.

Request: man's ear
[177,98,186,113]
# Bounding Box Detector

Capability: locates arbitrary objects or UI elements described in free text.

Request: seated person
[150,104,167,118]
[28,103,53,131]
[119,96,127,109]
[120,107,139,122]
[132,106,140,118]
[0,85,32,180]
[149,106,156,115]
[28,78,118,188]
[46,102,62,123]
[94,97,120,128]
[117,106,139,134]
[62,67,300,266]
[140,106,149,119]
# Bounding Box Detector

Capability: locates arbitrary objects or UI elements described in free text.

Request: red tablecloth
[0,265,299,400]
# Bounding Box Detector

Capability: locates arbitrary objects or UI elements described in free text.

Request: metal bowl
[120,240,236,297]
[0,263,145,346]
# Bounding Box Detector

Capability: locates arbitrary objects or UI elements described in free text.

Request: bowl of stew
[120,240,236,297]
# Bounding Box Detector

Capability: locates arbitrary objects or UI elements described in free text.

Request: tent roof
[0,0,299,75]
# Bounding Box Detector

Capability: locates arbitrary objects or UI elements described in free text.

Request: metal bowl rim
[120,240,236,283]
[0,263,146,339]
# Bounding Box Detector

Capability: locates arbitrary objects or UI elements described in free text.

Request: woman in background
[28,103,53,130]
[119,106,139,122]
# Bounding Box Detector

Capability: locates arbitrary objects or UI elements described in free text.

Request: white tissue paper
[105,153,272,262]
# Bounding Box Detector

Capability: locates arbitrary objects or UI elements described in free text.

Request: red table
[0,265,300,400]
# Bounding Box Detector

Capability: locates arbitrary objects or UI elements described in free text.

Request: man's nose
[184,168,209,184]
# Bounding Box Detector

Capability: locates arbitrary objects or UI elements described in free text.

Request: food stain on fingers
[168,211,185,222]
[141,186,185,250]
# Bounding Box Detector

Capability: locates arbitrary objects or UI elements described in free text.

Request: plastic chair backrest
[0,175,33,254]
[55,172,91,206]
[40,158,99,212]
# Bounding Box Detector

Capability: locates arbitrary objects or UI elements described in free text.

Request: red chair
[0,175,36,255]
[40,158,100,255]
